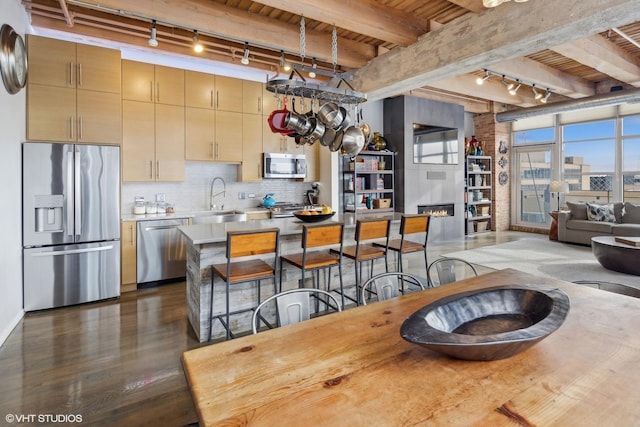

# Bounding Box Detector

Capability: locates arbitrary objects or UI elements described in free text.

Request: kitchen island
[179,212,405,342]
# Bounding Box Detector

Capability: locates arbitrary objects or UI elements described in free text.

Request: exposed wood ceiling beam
[58,0,73,26]
[405,87,491,114]
[488,56,596,98]
[353,0,640,101]
[551,34,640,87]
[250,0,428,46]
[70,0,375,68]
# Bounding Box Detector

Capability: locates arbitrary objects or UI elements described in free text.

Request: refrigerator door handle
[29,245,114,257]
[74,149,82,238]
[66,150,74,237]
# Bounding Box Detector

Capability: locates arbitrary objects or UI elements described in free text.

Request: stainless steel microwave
[263,153,306,179]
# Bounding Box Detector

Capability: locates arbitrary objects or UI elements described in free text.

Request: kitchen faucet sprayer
[210,177,226,210]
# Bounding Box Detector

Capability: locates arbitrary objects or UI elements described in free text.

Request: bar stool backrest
[401,214,430,237]
[303,223,344,249]
[227,228,280,259]
[356,218,391,243]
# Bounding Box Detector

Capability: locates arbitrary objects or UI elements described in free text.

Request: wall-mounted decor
[499,156,508,168]
[499,140,508,154]
[499,171,509,185]
[0,24,27,94]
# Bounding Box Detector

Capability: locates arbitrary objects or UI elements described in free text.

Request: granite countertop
[178,212,404,245]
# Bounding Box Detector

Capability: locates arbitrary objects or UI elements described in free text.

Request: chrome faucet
[210,177,226,210]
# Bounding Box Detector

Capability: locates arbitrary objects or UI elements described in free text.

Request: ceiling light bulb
[476,70,490,86]
[532,85,543,100]
[148,21,158,47]
[280,51,292,71]
[193,31,203,53]
[309,59,317,78]
[241,43,250,65]
[509,81,521,95]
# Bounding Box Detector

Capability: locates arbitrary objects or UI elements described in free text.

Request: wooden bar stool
[209,227,280,340]
[375,214,430,276]
[279,222,345,308]
[332,218,390,306]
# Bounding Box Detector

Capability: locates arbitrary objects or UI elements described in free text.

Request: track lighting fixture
[241,42,250,65]
[476,69,490,85]
[148,20,158,47]
[309,58,317,78]
[532,84,543,100]
[501,75,515,91]
[509,80,522,95]
[540,90,551,104]
[280,51,291,71]
[192,30,203,53]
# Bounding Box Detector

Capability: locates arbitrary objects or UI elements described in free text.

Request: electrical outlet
[238,192,246,200]
[156,193,166,202]
[248,193,256,198]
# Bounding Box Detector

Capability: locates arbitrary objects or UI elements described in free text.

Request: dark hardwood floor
[0,231,534,426]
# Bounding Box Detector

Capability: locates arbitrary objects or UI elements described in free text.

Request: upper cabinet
[122,60,184,105]
[242,80,263,115]
[215,75,243,112]
[26,35,122,144]
[185,70,215,109]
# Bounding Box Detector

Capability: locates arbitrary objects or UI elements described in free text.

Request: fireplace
[418,203,455,217]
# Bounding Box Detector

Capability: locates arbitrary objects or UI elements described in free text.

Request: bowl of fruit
[293,206,336,223]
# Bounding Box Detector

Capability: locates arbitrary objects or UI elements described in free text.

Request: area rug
[443,238,640,289]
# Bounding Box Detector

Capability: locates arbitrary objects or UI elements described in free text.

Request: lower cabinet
[121,221,137,292]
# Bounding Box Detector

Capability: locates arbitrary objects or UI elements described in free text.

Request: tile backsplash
[121,162,315,215]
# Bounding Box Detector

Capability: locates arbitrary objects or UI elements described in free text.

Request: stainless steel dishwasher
[137,218,189,284]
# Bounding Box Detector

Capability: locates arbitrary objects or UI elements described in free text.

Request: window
[514,148,552,226]
[563,120,615,205]
[622,115,640,205]
[513,127,554,145]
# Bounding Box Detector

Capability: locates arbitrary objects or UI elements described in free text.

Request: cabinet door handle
[69,116,74,139]
[78,63,83,86]
[215,91,219,108]
[129,224,135,245]
[210,90,214,108]
[149,81,153,102]
[211,142,215,159]
[78,117,83,140]
[149,160,153,179]
[257,97,261,113]
[156,160,160,179]
[68,62,73,86]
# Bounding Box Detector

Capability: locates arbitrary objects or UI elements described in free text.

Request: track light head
[148,20,158,47]
[309,58,317,78]
[501,75,515,91]
[540,90,551,104]
[476,70,490,85]
[241,42,250,65]
[280,51,292,71]
[532,84,543,100]
[509,81,522,95]
[192,30,203,53]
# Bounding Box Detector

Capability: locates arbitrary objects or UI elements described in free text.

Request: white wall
[0,1,29,346]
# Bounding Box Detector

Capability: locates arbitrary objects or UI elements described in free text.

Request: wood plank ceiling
[21,0,640,113]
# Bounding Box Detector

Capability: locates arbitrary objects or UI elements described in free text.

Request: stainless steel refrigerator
[22,142,121,311]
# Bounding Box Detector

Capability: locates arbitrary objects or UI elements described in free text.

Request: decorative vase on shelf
[372,132,387,151]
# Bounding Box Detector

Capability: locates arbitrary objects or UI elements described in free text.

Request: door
[23,241,120,311]
[23,142,74,246]
[76,144,120,243]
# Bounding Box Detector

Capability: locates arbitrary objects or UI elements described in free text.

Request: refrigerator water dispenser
[34,194,64,233]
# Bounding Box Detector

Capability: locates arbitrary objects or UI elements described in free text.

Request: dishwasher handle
[143,225,182,231]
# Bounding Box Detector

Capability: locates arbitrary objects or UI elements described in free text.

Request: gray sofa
[557,201,640,245]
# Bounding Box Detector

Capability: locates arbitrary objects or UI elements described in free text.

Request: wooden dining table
[181,268,640,426]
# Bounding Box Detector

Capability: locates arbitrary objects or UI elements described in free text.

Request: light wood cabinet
[122,100,185,182]
[240,114,263,182]
[215,75,243,112]
[185,70,215,109]
[26,35,122,143]
[185,108,242,163]
[262,119,299,153]
[121,221,137,292]
[303,143,320,182]
[122,60,184,105]
[242,80,263,115]
[263,86,280,113]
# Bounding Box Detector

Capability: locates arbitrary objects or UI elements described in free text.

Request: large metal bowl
[400,284,570,361]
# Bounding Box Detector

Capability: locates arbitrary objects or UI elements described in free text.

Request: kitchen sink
[191,210,247,224]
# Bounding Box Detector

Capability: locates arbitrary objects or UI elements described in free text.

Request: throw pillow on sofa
[622,202,640,224]
[566,201,588,220]
[586,203,616,222]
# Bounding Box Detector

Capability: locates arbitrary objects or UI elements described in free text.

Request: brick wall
[473,112,511,231]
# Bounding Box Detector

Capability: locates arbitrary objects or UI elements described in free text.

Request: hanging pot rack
[266,66,367,105]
